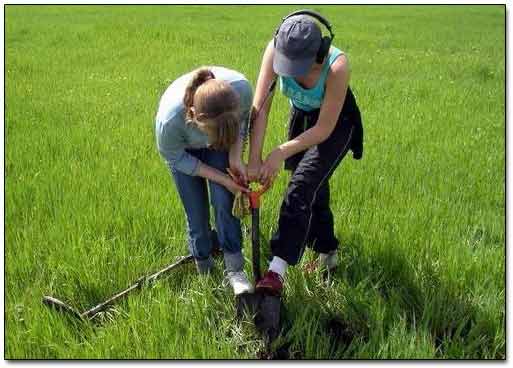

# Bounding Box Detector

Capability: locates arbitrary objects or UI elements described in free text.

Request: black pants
[270,103,362,266]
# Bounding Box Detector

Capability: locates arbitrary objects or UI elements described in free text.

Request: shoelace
[221,271,231,288]
[222,271,247,287]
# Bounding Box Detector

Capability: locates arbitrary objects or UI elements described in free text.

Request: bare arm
[228,132,247,184]
[247,40,277,179]
[196,162,248,194]
[260,55,351,185]
[229,133,245,161]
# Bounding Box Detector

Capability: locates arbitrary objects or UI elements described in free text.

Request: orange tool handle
[248,184,269,209]
[226,168,269,209]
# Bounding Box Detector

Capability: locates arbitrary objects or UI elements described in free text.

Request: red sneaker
[256,271,284,296]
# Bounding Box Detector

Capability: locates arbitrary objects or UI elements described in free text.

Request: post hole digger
[229,173,285,348]
[231,77,285,346]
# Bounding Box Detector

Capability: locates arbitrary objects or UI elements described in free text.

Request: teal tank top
[279,47,344,112]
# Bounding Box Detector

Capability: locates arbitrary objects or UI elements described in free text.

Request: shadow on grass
[264,232,503,359]
[324,232,504,359]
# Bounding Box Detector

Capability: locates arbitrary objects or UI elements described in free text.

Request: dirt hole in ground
[326,316,356,346]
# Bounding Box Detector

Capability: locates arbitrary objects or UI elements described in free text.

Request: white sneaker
[225,271,254,295]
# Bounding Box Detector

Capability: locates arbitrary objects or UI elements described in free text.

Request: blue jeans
[170,148,243,273]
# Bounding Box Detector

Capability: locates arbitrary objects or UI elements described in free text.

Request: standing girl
[155,66,253,295]
[248,10,364,295]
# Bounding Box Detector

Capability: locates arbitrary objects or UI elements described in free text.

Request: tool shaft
[82,282,141,319]
[42,255,194,320]
[81,255,194,320]
[252,208,261,282]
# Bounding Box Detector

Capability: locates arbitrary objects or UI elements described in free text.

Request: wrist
[275,145,287,161]
[220,173,232,187]
[229,148,239,162]
[249,156,263,166]
[228,154,237,166]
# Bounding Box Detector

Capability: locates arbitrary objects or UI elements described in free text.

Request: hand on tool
[259,148,285,188]
[224,173,250,195]
[247,159,262,183]
[229,167,270,218]
[228,158,248,187]
[224,177,249,195]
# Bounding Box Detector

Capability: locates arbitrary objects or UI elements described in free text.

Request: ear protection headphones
[274,9,335,64]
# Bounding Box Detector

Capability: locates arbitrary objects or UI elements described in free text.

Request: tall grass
[5,5,505,359]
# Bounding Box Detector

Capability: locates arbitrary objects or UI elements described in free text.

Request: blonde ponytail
[183,67,215,121]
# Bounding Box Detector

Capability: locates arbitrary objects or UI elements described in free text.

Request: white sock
[269,256,288,280]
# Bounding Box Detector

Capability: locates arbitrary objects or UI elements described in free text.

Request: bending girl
[155,66,253,295]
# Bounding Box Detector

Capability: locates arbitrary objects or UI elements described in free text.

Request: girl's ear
[189,106,196,120]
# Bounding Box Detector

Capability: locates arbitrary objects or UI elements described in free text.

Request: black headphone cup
[316,36,332,64]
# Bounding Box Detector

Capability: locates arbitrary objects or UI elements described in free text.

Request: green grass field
[5,5,505,359]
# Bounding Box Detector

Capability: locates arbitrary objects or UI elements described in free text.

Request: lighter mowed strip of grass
[5,5,504,359]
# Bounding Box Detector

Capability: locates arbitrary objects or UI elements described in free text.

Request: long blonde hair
[183,67,240,151]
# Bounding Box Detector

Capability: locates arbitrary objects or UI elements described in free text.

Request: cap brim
[273,48,314,77]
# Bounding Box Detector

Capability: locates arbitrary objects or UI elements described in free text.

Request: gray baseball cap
[273,15,322,77]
